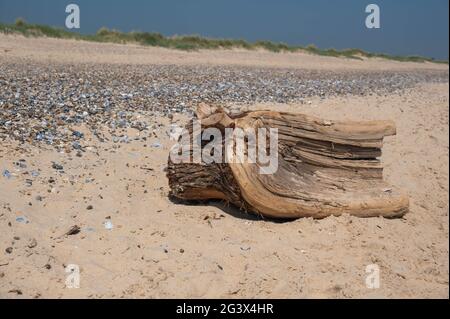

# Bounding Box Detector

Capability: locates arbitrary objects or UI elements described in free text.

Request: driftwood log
[167,104,409,219]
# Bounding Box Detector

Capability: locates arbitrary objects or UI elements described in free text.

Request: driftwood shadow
[168,195,295,223]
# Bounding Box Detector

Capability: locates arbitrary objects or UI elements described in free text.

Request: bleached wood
[167,105,408,219]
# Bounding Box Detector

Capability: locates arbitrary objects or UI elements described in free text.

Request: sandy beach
[0,34,448,298]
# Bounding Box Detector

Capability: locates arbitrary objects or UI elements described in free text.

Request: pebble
[104,220,113,230]
[65,225,81,236]
[2,169,11,179]
[27,238,38,249]
[52,163,64,170]
[0,61,446,151]
[151,141,162,148]
[30,170,40,177]
[72,131,84,138]
[15,216,29,224]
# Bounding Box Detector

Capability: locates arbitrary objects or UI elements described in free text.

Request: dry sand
[0,34,447,71]
[0,35,448,298]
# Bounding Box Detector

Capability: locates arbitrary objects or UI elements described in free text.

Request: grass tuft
[0,20,447,64]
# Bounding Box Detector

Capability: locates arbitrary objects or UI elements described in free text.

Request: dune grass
[1,19,447,64]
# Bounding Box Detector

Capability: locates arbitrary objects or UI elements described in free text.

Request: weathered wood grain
[167,104,409,219]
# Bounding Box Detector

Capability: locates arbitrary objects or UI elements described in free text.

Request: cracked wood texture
[167,105,409,219]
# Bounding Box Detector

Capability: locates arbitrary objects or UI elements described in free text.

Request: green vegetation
[0,19,447,64]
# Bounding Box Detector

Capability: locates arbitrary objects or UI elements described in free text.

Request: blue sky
[0,0,448,59]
